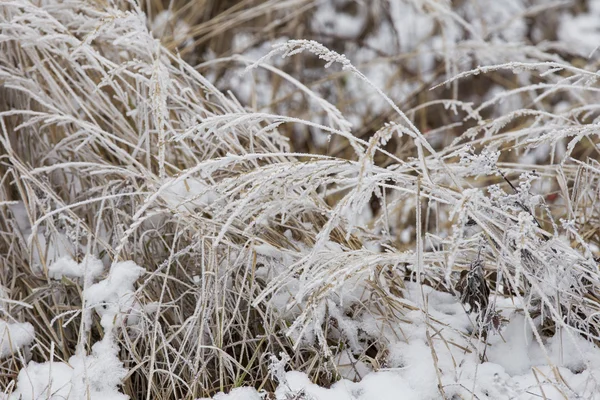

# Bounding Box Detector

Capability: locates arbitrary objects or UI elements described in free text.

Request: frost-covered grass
[1,0,600,399]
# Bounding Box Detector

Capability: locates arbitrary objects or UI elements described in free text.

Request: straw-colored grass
[1,0,600,399]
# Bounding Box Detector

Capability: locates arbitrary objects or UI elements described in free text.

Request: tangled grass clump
[1,0,600,399]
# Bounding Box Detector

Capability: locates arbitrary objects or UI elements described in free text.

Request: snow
[0,320,34,360]
[209,282,600,399]
[6,259,146,400]
[85,261,146,330]
[558,0,600,56]
[151,10,190,43]
[0,285,35,360]
[311,1,369,39]
[159,177,218,213]
[4,0,600,399]
[8,202,79,271]
[8,340,129,400]
[334,349,371,381]
[212,388,263,400]
[48,255,104,285]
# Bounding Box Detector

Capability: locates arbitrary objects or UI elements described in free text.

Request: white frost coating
[0,320,34,359]
[458,146,500,178]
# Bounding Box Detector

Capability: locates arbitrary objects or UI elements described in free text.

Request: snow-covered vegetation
[1,0,600,399]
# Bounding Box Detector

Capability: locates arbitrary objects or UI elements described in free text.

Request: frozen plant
[1,0,600,399]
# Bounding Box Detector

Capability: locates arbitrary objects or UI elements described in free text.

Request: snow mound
[7,259,146,400]
[0,320,34,360]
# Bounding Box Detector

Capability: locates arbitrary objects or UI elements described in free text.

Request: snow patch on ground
[210,282,600,399]
[8,340,129,400]
[0,320,34,360]
[159,177,218,213]
[5,258,146,400]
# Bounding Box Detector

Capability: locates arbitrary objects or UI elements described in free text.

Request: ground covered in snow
[211,282,600,400]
